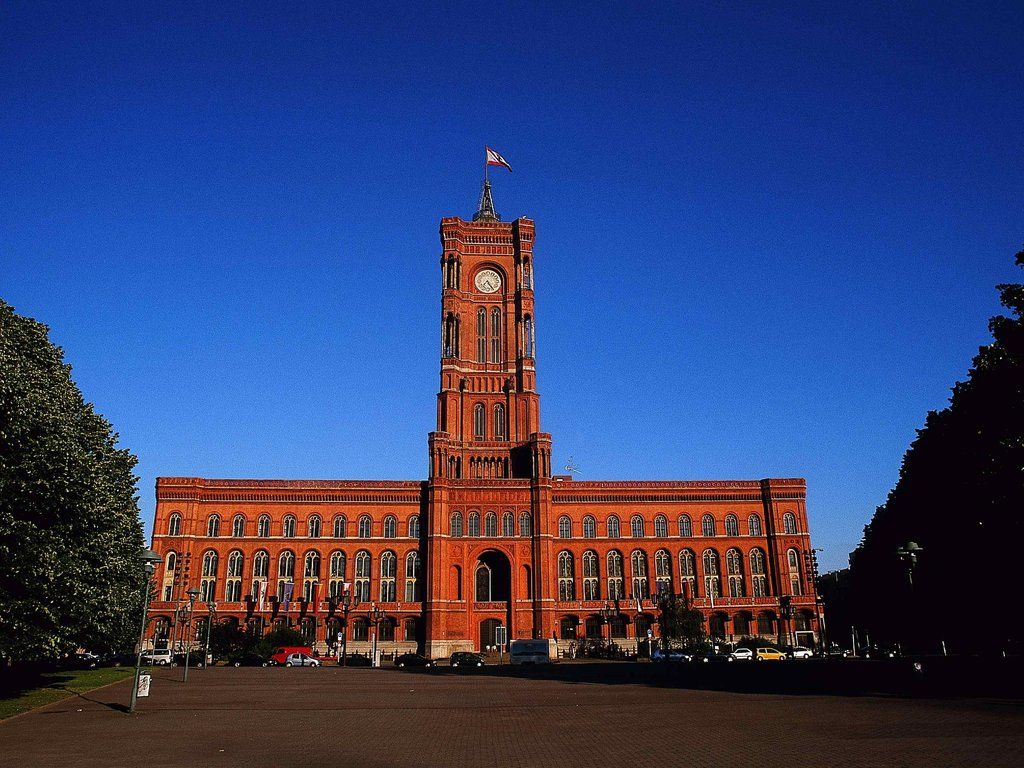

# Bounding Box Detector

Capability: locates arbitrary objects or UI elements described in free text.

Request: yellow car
[755,647,786,662]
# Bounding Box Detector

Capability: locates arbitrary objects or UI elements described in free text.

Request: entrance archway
[481,618,501,649]
[474,551,511,602]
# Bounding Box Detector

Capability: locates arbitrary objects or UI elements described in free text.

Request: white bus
[509,639,552,665]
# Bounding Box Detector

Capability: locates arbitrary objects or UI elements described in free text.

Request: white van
[509,639,552,665]
[141,648,173,666]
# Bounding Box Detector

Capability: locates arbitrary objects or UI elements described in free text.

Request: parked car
[860,645,899,660]
[450,652,485,669]
[700,651,736,663]
[284,652,321,667]
[788,646,813,660]
[651,648,692,662]
[269,646,313,666]
[227,651,270,667]
[755,647,786,661]
[342,653,372,667]
[509,639,551,665]
[730,647,754,661]
[141,649,174,666]
[395,653,432,668]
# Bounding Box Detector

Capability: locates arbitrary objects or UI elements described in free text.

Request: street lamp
[653,588,675,654]
[368,602,387,668]
[337,590,360,666]
[182,588,199,682]
[896,541,924,586]
[599,601,616,658]
[129,549,163,714]
[203,601,217,668]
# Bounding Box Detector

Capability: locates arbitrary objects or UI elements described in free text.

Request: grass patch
[0,667,133,720]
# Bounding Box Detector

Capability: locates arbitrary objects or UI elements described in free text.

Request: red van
[269,646,313,666]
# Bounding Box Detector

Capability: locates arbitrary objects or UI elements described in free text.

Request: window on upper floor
[408,515,420,539]
[582,516,596,538]
[783,512,798,535]
[748,514,763,536]
[168,513,182,536]
[558,516,572,539]
[630,516,645,538]
[473,403,485,440]
[206,514,220,538]
[258,515,270,538]
[383,516,397,539]
[678,515,692,537]
[493,403,506,441]
[490,308,502,363]
[308,515,322,538]
[333,515,347,538]
[725,515,739,537]
[476,308,487,363]
[232,515,246,537]
[283,516,296,538]
[654,515,668,538]
[358,515,372,539]
[701,515,716,537]
[607,516,621,538]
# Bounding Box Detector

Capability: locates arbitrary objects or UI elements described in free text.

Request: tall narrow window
[476,308,487,362]
[253,551,269,578]
[679,549,697,599]
[404,552,422,602]
[583,516,596,538]
[654,515,668,538]
[329,551,346,598]
[750,549,768,597]
[383,516,397,538]
[558,516,572,539]
[607,516,621,538]
[583,550,599,600]
[655,549,672,593]
[748,514,763,536]
[308,516,322,538]
[523,316,534,358]
[557,552,576,601]
[468,511,480,537]
[502,512,515,537]
[484,512,497,537]
[380,551,397,601]
[678,515,692,537]
[303,551,321,602]
[519,511,532,537]
[630,550,649,598]
[226,551,243,602]
[200,550,218,602]
[783,512,798,535]
[523,259,532,290]
[358,515,372,538]
[493,403,506,441]
[277,550,294,600]
[473,403,486,440]
[702,550,720,598]
[408,515,420,538]
[232,515,246,537]
[475,564,492,602]
[490,308,501,362]
[450,512,464,537]
[168,513,182,536]
[283,516,296,537]
[258,515,270,538]
[607,551,624,600]
[631,516,645,538]
[354,551,371,602]
[333,515,347,538]
[726,548,745,597]
[787,549,803,595]
[701,515,716,537]
[206,515,220,538]
[725,515,739,537]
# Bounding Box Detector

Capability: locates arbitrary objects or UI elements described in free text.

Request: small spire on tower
[473,179,500,221]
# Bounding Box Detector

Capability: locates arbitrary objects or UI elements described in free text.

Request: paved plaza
[1,664,1022,768]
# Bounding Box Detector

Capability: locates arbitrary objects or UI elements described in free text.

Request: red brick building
[148,184,820,658]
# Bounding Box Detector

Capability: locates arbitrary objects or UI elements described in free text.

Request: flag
[257,580,267,612]
[486,146,512,172]
[282,581,294,612]
[635,594,642,615]
[311,582,319,614]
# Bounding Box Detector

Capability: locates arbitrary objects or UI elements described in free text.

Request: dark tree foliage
[848,250,1024,654]
[0,300,146,662]
[657,591,708,651]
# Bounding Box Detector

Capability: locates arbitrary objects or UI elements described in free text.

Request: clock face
[475,269,502,294]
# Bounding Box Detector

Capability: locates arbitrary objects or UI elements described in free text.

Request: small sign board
[495,626,507,647]
[137,674,151,698]
[647,629,654,639]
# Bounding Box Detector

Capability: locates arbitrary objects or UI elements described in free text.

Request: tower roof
[473,179,500,221]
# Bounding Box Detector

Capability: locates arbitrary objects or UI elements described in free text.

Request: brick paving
[1,664,1022,768]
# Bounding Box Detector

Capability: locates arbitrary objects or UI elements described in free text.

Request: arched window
[450,512,464,538]
[308,515,322,538]
[380,551,397,601]
[468,511,480,537]
[304,551,320,579]
[725,515,739,537]
[443,312,458,357]
[630,516,645,538]
[502,511,514,537]
[358,515,372,538]
[519,511,532,537]
[383,516,397,538]
[278,551,295,578]
[523,315,534,357]
[352,618,369,641]
[484,512,497,537]
[750,548,768,597]
[258,515,270,538]
[787,549,803,595]
[493,403,506,441]
[679,549,697,598]
[168,513,182,536]
[200,550,218,601]
[655,549,672,593]
[607,551,624,600]
[476,308,487,362]
[283,515,296,538]
[702,550,720,598]
[557,552,576,601]
[354,551,371,602]
[231,514,245,537]
[473,403,486,440]
[582,551,599,600]
[582,516,596,538]
[333,515,347,538]
[329,551,346,597]
[558,516,572,539]
[630,550,649,598]
[726,548,745,597]
[226,550,244,602]
[253,550,269,578]
[404,551,422,602]
[783,512,798,535]
[678,515,692,537]
[654,515,668,538]
[408,515,420,538]
[490,308,502,363]
[748,514,763,536]
[166,551,177,573]
[523,258,533,290]
[475,563,492,602]
[701,514,716,537]
[206,515,220,538]
[607,516,621,538]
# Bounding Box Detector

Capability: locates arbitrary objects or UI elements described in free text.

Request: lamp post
[203,601,217,668]
[599,601,615,658]
[896,541,924,586]
[653,587,675,654]
[368,602,387,668]
[129,549,163,714]
[182,588,199,682]
[338,590,360,666]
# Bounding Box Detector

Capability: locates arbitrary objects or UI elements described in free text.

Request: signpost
[137,674,151,699]
[495,625,507,664]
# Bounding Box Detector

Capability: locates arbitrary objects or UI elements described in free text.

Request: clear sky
[3,2,1022,571]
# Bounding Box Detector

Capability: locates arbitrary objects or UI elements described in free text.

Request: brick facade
[148,203,820,658]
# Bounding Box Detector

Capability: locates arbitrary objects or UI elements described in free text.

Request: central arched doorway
[474,550,512,651]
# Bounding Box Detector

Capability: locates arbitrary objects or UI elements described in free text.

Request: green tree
[657,591,708,652]
[0,300,146,663]
[848,249,1024,653]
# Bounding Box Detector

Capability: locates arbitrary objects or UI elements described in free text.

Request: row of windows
[441,312,535,359]
[168,513,421,540]
[449,511,532,537]
[446,512,801,538]
[171,549,423,605]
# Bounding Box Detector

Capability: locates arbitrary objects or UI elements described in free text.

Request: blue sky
[3,1,1021,571]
